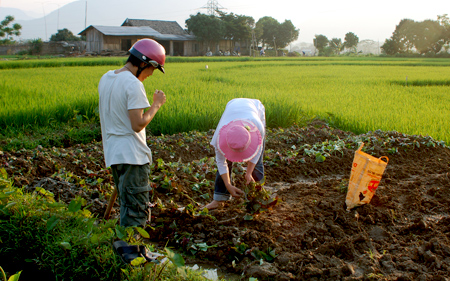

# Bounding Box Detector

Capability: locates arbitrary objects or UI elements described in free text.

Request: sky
[1,0,448,44]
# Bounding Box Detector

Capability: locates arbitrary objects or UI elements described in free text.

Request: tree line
[1,13,449,57]
[312,32,360,56]
[185,12,299,56]
[312,14,450,57]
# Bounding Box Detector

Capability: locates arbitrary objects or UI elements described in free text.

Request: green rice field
[1,56,449,144]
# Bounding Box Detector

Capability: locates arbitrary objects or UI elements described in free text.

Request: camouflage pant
[111,163,152,227]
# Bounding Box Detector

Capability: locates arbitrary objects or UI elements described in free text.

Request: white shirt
[211,98,266,175]
[98,70,152,167]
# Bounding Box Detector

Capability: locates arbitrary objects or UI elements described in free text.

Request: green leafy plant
[250,247,277,262]
[231,241,249,255]
[0,173,206,281]
[0,266,21,281]
[243,180,281,214]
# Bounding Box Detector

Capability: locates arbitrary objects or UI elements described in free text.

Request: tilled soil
[2,122,450,280]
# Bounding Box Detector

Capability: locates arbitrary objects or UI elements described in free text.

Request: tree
[313,34,328,54]
[381,38,399,55]
[218,11,254,52]
[50,28,82,42]
[412,20,446,54]
[0,15,22,44]
[255,16,279,48]
[386,18,447,55]
[255,17,298,56]
[276,20,299,49]
[437,14,450,28]
[186,13,225,53]
[394,19,417,53]
[343,32,359,53]
[437,14,450,51]
[329,38,343,55]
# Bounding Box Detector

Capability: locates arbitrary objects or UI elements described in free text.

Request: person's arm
[216,149,244,198]
[220,172,244,197]
[129,89,166,132]
[245,161,257,185]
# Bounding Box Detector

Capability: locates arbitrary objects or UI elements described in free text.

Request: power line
[201,0,225,16]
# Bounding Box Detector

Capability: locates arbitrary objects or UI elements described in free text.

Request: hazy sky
[2,0,448,43]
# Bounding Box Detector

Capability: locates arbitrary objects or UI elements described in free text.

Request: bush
[29,38,43,55]
[0,170,209,281]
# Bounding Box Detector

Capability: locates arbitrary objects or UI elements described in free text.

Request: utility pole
[42,3,47,41]
[56,4,60,30]
[85,1,88,29]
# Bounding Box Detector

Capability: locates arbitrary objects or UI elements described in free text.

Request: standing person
[204,98,266,210]
[98,38,166,227]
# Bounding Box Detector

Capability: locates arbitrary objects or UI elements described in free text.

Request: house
[78,18,199,56]
[121,18,248,56]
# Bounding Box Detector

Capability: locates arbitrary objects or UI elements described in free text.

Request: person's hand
[226,185,244,198]
[153,89,166,107]
[245,173,255,185]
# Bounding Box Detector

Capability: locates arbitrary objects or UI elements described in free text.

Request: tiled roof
[122,19,188,36]
[79,25,195,41]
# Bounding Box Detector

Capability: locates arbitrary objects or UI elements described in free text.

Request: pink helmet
[129,38,166,73]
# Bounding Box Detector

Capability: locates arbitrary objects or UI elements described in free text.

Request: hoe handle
[104,187,118,220]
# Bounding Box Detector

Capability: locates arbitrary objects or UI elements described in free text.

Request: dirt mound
[2,123,450,280]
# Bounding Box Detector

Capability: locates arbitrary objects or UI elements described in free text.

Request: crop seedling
[231,241,249,255]
[243,180,281,214]
[250,247,277,262]
[337,179,349,193]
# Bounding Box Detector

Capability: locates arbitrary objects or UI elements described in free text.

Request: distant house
[78,18,199,56]
[122,19,247,56]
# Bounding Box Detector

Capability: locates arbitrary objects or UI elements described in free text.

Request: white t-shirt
[211,98,266,175]
[98,70,152,168]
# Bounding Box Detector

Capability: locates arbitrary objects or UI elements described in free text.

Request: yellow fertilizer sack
[345,143,389,211]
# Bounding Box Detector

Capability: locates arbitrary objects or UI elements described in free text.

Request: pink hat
[217,119,262,162]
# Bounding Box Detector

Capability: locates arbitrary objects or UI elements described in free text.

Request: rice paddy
[1,56,449,144]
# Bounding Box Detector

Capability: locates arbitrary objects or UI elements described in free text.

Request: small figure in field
[204,98,266,210]
[98,38,166,227]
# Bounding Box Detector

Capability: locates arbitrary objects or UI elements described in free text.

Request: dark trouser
[213,145,264,201]
[111,163,152,227]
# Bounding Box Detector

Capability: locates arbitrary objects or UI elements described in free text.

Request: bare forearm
[220,173,232,189]
[129,90,166,132]
[140,103,161,128]
[246,162,256,175]
[220,172,244,197]
[129,104,160,132]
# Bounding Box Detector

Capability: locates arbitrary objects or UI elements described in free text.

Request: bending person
[204,98,266,210]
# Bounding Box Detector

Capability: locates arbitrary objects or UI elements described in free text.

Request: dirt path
[3,122,450,280]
